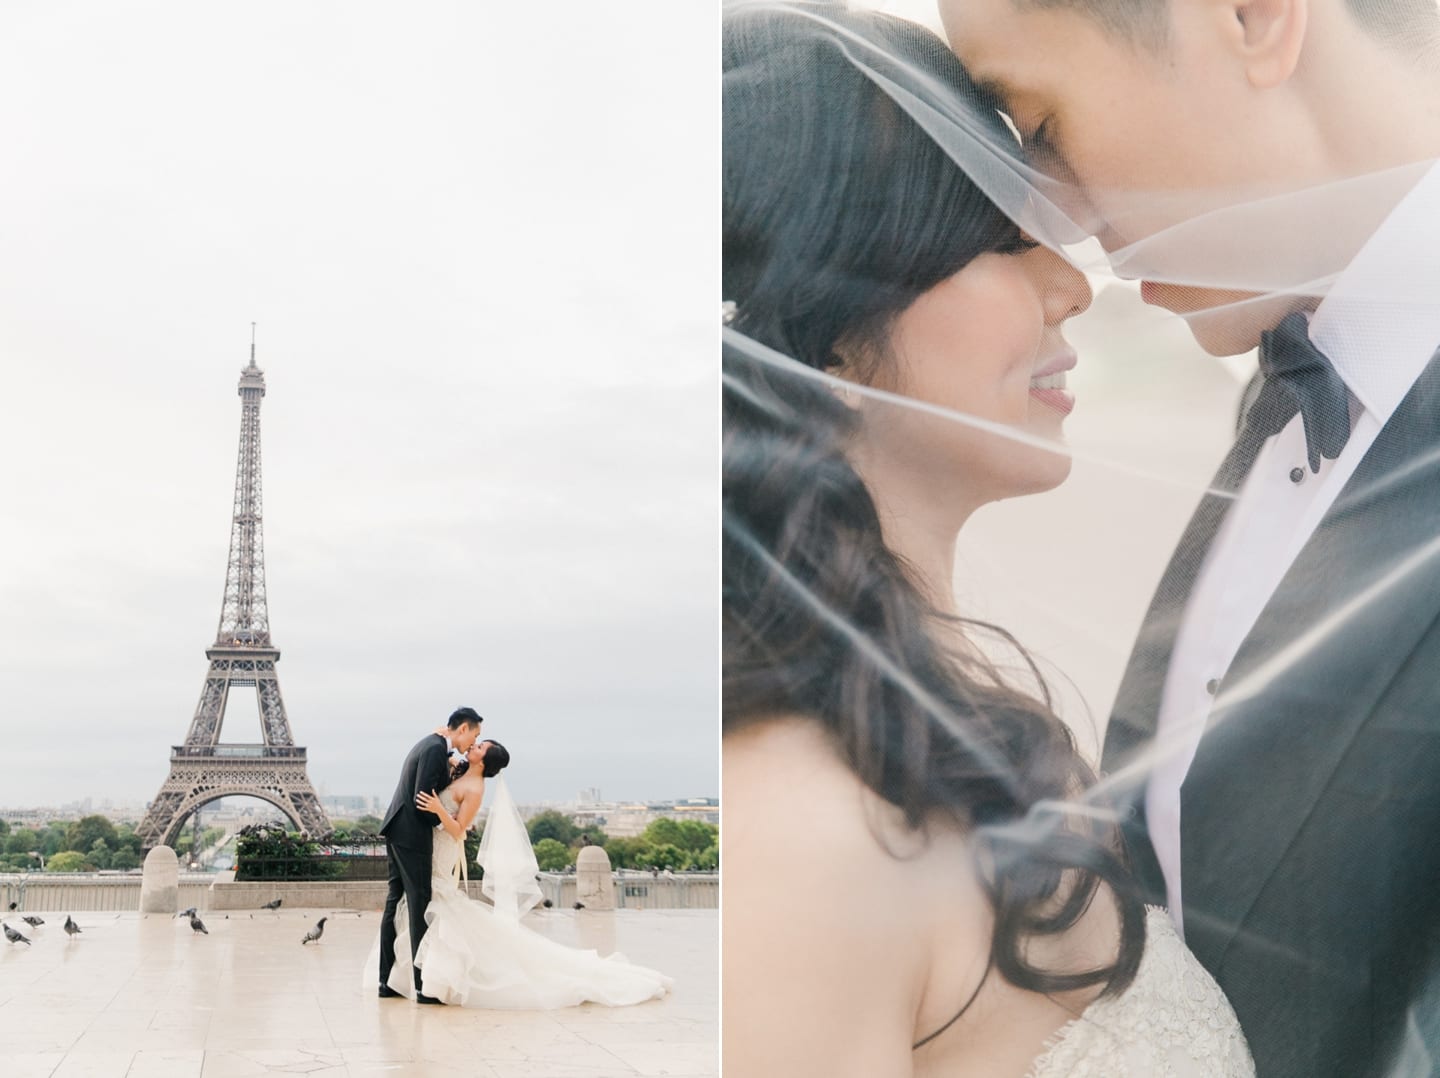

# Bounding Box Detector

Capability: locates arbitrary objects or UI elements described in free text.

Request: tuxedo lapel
[1179,350,1440,968]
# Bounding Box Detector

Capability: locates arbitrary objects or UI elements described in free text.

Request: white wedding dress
[1023,907,1253,1077]
[368,783,672,1009]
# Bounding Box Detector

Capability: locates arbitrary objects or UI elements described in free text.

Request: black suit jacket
[1103,351,1440,1078]
[379,734,451,849]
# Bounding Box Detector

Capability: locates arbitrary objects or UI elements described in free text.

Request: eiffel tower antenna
[137,336,329,850]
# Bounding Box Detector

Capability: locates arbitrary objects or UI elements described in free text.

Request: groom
[377,706,482,1003]
[941,1,1440,1075]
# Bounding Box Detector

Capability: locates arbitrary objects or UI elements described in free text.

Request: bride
[722,4,1252,1075]
[371,739,672,1008]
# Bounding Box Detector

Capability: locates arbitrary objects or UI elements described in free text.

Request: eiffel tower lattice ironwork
[136,340,330,850]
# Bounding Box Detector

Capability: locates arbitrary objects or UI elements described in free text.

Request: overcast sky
[0,3,717,810]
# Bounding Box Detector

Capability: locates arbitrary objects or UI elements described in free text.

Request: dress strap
[912,958,992,1051]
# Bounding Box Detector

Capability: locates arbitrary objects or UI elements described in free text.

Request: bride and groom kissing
[371,706,670,1009]
[723,1,1440,1076]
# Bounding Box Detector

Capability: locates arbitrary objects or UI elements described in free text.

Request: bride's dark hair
[450,740,510,783]
[722,1,1145,1001]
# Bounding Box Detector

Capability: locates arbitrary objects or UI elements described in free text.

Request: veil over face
[723,0,1440,758]
[724,3,1440,1069]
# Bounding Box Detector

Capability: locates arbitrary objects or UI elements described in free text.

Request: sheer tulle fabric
[723,3,1440,1074]
[477,775,544,922]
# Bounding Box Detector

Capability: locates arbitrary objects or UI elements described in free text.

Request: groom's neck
[1296,16,1440,175]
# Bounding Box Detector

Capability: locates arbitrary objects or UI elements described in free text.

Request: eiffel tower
[136,337,330,850]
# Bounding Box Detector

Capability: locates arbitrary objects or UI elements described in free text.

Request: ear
[825,342,867,411]
[1231,0,1308,88]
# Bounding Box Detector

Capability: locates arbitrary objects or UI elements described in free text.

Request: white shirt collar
[1309,160,1440,421]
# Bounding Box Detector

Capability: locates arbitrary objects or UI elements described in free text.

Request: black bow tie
[1249,311,1352,473]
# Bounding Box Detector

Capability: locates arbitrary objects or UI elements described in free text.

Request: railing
[536,871,719,910]
[2,869,718,913]
[0,873,216,913]
[170,744,307,758]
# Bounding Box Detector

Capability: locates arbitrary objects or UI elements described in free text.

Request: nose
[1038,246,1092,323]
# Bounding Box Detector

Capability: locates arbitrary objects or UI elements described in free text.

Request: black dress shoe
[377,985,403,998]
[415,993,445,1005]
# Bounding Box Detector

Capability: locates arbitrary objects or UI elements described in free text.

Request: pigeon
[301,917,327,945]
[3,923,31,946]
[176,907,197,920]
[189,914,209,935]
[21,916,43,927]
[541,899,554,909]
[6,902,15,911]
[64,916,81,937]
[260,898,282,911]
[573,901,585,910]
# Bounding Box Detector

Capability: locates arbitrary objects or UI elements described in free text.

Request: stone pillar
[575,845,616,911]
[140,846,179,914]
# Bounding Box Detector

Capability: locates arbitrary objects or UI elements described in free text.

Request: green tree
[641,818,685,849]
[689,844,719,871]
[65,815,118,853]
[112,826,142,859]
[527,810,580,847]
[0,819,9,836]
[5,829,38,855]
[676,820,717,852]
[533,838,572,871]
[603,836,645,870]
[633,842,687,871]
[356,814,383,834]
[39,825,68,857]
[110,847,141,871]
[87,838,112,870]
[46,850,88,872]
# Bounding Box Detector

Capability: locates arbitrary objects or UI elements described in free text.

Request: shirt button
[1289,467,1306,484]
[1205,678,1220,695]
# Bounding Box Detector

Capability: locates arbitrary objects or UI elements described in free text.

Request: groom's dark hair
[447,706,482,730]
[1016,0,1439,50]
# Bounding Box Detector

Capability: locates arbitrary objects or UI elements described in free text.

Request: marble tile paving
[0,907,717,1077]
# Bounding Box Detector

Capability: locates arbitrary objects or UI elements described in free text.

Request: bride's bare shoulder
[456,772,485,797]
[724,716,989,1071]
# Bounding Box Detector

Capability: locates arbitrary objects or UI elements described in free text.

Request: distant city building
[320,795,380,817]
[5,792,715,834]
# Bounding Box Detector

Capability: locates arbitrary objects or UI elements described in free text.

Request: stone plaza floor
[0,908,717,1078]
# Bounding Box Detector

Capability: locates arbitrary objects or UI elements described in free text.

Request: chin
[1183,309,1266,357]
[998,439,1072,499]
[1147,284,1279,357]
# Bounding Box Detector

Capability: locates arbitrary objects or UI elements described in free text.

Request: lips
[1029,351,1077,417]
[1031,351,1077,380]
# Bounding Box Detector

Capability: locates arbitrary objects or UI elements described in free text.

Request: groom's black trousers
[379,839,432,994]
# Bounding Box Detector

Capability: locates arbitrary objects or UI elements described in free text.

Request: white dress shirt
[1148,162,1440,933]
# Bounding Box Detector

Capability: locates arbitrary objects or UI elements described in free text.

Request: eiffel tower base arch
[136,750,329,850]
